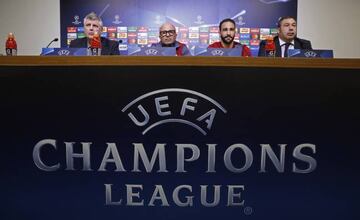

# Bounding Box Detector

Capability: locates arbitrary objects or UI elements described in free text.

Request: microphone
[46,38,59,48]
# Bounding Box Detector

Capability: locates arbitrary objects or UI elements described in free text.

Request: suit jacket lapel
[81,38,88,48]
[294,38,301,49]
[275,37,282,57]
[100,38,108,55]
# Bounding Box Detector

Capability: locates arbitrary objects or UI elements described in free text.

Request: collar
[279,37,294,46]
[160,41,180,47]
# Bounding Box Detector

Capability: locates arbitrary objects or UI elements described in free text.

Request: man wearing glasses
[151,23,190,56]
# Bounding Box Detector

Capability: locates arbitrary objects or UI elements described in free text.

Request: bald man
[151,23,190,56]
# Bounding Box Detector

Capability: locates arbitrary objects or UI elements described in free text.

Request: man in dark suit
[258,16,312,57]
[69,12,119,55]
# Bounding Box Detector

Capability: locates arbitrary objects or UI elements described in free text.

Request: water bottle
[264,36,275,57]
[6,33,17,56]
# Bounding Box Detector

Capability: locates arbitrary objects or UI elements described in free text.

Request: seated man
[70,12,119,55]
[151,23,190,56]
[208,18,251,57]
[258,16,312,57]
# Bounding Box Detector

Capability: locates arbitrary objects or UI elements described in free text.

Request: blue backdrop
[60,0,298,54]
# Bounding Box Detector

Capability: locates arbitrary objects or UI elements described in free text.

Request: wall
[0,0,60,55]
[0,0,359,57]
[297,0,360,58]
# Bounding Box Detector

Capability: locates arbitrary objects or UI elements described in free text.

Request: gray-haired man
[70,12,119,55]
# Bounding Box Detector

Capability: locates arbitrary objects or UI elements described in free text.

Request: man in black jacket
[258,16,312,57]
[69,12,119,55]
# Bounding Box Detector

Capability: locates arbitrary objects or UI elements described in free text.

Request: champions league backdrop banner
[1,64,359,219]
[60,0,297,54]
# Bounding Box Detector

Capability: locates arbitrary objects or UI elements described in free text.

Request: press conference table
[0,56,359,68]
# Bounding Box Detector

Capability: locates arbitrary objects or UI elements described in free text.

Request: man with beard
[151,22,190,56]
[258,16,312,57]
[208,18,251,57]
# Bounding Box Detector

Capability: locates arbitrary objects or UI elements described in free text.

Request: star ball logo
[122,88,227,135]
[210,49,225,56]
[304,51,318,58]
[144,48,159,56]
[57,50,71,56]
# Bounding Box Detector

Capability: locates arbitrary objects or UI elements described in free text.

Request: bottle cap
[8,32,15,39]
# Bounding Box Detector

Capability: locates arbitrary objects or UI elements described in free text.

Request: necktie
[283,43,292,58]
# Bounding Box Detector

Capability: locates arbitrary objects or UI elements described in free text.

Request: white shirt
[279,38,295,57]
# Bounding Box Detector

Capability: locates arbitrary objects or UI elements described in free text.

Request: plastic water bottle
[6,33,17,56]
[264,36,275,57]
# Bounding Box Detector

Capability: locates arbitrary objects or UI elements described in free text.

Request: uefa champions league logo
[155,15,164,25]
[304,51,318,58]
[57,50,71,56]
[144,49,159,56]
[237,16,246,26]
[194,15,205,25]
[33,85,317,212]
[72,15,81,25]
[112,14,122,25]
[211,50,225,56]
